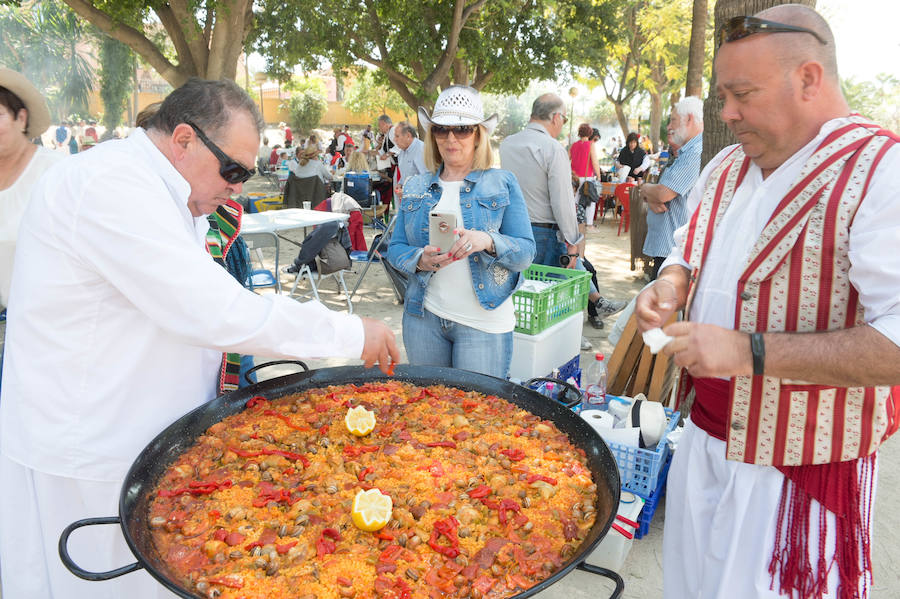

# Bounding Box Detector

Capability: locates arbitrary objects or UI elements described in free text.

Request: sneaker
[588,315,605,329]
[580,336,593,351]
[282,264,300,275]
[595,297,628,316]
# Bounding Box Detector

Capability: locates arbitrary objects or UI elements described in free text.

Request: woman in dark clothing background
[616,131,648,181]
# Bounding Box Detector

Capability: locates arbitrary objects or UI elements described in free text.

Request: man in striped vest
[635,5,900,599]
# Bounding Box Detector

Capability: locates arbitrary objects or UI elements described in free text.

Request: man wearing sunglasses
[635,5,900,599]
[0,78,399,598]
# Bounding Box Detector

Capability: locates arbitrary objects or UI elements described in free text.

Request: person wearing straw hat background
[387,85,535,379]
[0,68,61,318]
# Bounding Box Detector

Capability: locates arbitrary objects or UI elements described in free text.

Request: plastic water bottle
[582,353,608,411]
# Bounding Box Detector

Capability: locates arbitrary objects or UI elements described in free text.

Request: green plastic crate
[513,265,590,335]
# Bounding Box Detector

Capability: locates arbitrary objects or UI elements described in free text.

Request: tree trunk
[702,0,817,167]
[685,0,708,98]
[62,0,252,88]
[614,103,630,138]
[649,91,662,153]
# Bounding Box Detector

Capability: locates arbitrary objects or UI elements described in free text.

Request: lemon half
[344,405,376,436]
[351,488,392,531]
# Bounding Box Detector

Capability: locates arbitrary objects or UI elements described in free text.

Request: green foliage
[344,69,410,122]
[251,0,624,114]
[99,35,133,131]
[1,0,95,120]
[482,93,529,138]
[284,81,328,134]
[842,74,900,132]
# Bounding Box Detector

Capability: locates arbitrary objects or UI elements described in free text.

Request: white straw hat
[0,68,51,138]
[417,85,498,135]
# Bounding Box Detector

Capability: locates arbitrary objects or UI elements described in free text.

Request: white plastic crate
[508,313,582,381]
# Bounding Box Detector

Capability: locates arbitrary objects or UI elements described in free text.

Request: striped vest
[205,199,244,394]
[681,117,900,467]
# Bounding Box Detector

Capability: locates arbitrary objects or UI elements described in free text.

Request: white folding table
[241,209,349,294]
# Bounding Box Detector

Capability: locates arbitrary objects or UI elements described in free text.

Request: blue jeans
[531,225,566,268]
[402,309,512,379]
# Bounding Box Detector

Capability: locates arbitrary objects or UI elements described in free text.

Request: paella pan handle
[243,359,310,385]
[576,562,625,599]
[523,377,583,409]
[58,517,144,581]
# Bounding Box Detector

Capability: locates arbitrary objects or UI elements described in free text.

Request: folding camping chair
[342,171,386,228]
[256,158,280,190]
[241,232,281,293]
[349,214,406,305]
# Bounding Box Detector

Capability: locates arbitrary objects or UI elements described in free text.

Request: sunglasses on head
[719,16,828,48]
[431,125,476,140]
[186,121,255,184]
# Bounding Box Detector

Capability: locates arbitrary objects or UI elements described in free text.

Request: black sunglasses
[186,121,255,184]
[431,125,476,140]
[719,16,828,47]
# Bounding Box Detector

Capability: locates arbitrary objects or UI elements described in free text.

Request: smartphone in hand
[429,211,458,253]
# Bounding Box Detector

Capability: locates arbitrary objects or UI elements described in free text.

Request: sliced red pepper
[427,516,460,558]
[336,575,354,587]
[322,527,342,541]
[500,448,526,461]
[379,544,403,563]
[386,360,396,376]
[319,424,329,435]
[275,541,298,554]
[343,445,380,458]
[525,473,558,485]
[425,441,457,449]
[374,531,394,541]
[208,510,221,521]
[497,498,521,525]
[461,399,480,413]
[213,528,227,542]
[466,485,492,499]
[207,574,245,589]
[157,479,232,497]
[246,396,268,409]
[263,409,312,432]
[358,466,374,482]
[315,536,336,557]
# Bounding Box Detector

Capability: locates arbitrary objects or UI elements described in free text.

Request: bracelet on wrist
[750,332,765,376]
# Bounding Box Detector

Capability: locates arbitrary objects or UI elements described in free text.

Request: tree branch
[153,3,198,75]
[167,0,208,74]
[61,0,187,86]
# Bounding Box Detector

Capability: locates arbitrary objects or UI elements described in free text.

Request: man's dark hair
[147,78,263,141]
[0,86,26,127]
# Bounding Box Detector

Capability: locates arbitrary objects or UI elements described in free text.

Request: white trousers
[0,453,176,598]
[662,419,876,599]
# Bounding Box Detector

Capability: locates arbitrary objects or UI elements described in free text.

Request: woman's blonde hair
[297,146,319,166]
[424,124,493,173]
[347,150,369,172]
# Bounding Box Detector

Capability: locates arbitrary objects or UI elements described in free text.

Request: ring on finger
[464,242,473,251]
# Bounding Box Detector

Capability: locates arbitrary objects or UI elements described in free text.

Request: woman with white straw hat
[387,85,535,378]
[0,68,61,316]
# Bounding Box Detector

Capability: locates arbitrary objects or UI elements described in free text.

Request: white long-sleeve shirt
[0,128,364,482]
[663,117,900,348]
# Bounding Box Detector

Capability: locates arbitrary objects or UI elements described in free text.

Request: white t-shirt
[424,180,515,334]
[0,146,63,307]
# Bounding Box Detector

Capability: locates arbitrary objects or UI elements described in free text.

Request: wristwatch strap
[750,332,765,376]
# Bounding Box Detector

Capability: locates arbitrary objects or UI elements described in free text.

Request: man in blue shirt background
[639,96,704,279]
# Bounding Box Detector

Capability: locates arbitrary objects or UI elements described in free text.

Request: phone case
[429,212,457,252]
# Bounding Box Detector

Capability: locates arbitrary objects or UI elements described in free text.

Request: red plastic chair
[615,182,636,236]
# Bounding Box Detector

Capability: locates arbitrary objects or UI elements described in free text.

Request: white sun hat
[0,68,51,138]
[417,85,498,135]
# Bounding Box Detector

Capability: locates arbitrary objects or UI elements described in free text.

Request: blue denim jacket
[387,168,535,317]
